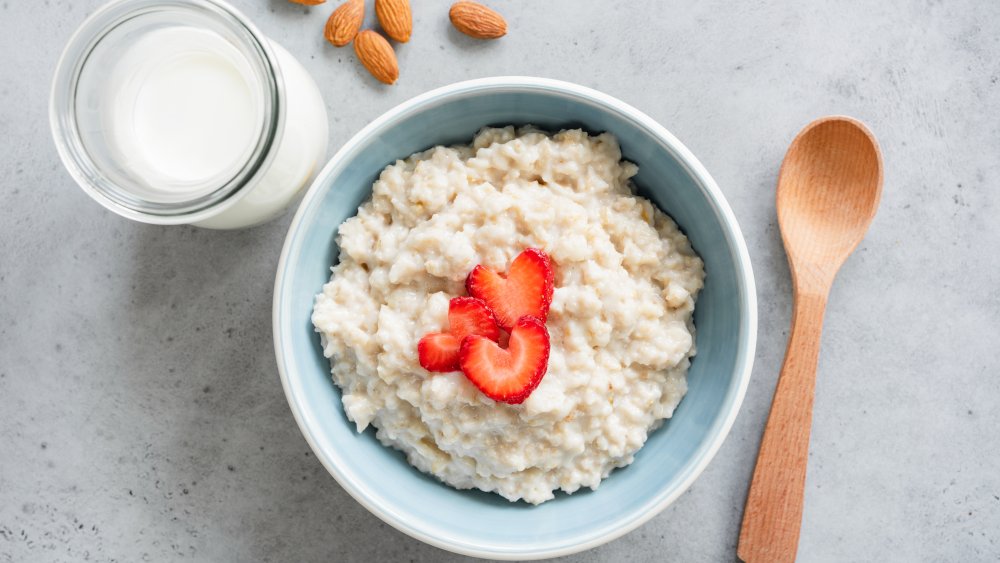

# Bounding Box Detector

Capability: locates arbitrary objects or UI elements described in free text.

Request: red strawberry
[447,297,500,341]
[466,248,554,329]
[418,297,500,372]
[459,316,550,404]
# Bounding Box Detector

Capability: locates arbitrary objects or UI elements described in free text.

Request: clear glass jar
[50,0,328,229]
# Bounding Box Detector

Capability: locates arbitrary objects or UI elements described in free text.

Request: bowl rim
[273,76,757,560]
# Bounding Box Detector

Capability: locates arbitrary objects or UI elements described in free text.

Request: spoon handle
[738,290,828,563]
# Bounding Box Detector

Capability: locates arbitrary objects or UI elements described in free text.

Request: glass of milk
[50,0,328,229]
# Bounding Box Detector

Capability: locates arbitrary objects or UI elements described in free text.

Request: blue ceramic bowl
[274,77,756,560]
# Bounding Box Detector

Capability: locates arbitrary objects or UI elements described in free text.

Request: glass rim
[49,0,286,224]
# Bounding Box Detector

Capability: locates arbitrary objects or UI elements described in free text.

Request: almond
[449,1,507,39]
[324,0,364,47]
[289,0,325,5]
[375,0,412,43]
[354,30,399,85]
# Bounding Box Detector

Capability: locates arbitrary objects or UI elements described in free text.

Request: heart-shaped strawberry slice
[459,315,550,404]
[465,248,554,330]
[417,297,499,373]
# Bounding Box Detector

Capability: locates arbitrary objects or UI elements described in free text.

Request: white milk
[53,1,328,229]
[108,27,263,199]
[197,40,329,229]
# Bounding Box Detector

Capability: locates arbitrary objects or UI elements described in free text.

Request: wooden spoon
[738,116,883,563]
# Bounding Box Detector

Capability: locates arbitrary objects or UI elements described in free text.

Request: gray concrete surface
[2,0,999,561]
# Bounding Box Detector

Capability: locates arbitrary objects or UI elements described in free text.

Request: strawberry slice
[416,333,462,373]
[459,316,550,404]
[447,297,500,341]
[418,297,500,372]
[466,248,554,329]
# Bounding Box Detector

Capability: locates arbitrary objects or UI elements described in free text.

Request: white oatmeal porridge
[311,127,704,504]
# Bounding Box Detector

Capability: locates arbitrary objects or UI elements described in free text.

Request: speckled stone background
[1,0,998,561]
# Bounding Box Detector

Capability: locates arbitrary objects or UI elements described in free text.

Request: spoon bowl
[777,117,883,289]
